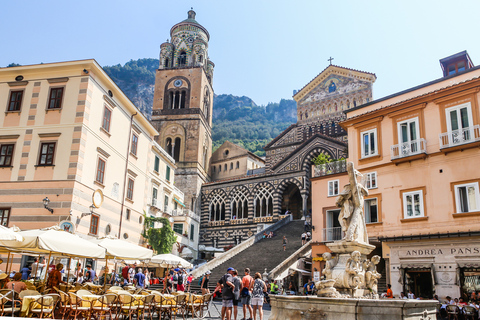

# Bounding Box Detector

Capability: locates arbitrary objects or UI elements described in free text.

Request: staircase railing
[268,240,312,281]
[191,215,293,278]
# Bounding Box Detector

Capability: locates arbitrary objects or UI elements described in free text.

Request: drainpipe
[118,112,137,239]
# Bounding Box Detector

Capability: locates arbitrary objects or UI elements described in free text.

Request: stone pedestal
[325,240,375,295]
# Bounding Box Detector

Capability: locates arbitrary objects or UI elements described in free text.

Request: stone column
[301,193,308,219]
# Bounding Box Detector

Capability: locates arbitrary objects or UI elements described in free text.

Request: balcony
[322,227,343,242]
[439,125,480,151]
[171,208,200,222]
[390,138,427,163]
[313,160,347,178]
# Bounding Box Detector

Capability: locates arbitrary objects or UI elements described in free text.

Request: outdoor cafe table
[20,295,53,316]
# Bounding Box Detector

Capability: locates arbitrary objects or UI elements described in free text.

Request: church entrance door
[280,183,303,220]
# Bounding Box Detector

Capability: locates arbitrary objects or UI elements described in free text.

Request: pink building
[312,51,480,299]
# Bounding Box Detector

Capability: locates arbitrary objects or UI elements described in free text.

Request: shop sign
[313,271,320,282]
[404,247,480,257]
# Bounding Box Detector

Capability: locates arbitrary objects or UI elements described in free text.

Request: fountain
[268,162,437,320]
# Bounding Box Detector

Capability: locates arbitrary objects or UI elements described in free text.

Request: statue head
[371,255,381,264]
[351,251,361,261]
[322,252,332,261]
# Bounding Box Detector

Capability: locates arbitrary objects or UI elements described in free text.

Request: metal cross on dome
[328,57,334,65]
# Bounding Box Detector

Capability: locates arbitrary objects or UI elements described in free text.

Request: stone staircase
[190,220,306,293]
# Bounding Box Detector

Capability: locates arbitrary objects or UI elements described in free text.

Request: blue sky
[2,0,479,106]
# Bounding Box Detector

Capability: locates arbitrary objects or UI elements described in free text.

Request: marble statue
[345,251,363,289]
[364,255,382,294]
[322,252,338,280]
[336,162,368,243]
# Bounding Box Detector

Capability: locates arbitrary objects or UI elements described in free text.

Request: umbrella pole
[66,258,71,285]
[103,257,108,292]
[43,251,52,287]
[5,252,10,274]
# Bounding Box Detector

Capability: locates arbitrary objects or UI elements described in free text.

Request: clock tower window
[178,51,187,67]
[164,58,169,68]
[167,90,187,109]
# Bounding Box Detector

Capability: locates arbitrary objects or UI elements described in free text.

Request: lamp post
[43,197,54,214]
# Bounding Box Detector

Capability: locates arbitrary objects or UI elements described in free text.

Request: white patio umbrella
[150,253,192,268]
[0,225,23,241]
[91,237,153,260]
[0,227,106,259]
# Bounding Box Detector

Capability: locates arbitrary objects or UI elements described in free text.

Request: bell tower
[151,9,214,212]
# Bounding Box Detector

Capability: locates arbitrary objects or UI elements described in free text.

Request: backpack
[198,276,203,286]
[122,266,129,279]
[177,274,183,285]
[173,274,178,282]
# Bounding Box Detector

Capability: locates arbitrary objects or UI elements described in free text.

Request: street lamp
[43,197,54,214]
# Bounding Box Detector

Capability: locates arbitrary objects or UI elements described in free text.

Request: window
[174,201,178,210]
[131,134,138,156]
[209,191,226,221]
[224,164,227,171]
[325,209,341,241]
[127,178,134,200]
[173,137,180,162]
[89,214,99,235]
[364,198,378,223]
[8,90,23,112]
[102,107,112,132]
[0,144,14,167]
[445,103,474,145]
[254,184,273,217]
[454,183,480,213]
[236,161,239,169]
[230,163,233,170]
[231,186,249,219]
[190,224,194,240]
[152,187,158,206]
[361,129,377,158]
[47,87,64,109]
[403,190,424,218]
[38,142,56,166]
[448,61,466,75]
[397,118,420,156]
[164,58,169,68]
[366,172,377,189]
[164,195,169,211]
[178,51,187,66]
[173,223,183,234]
[166,166,171,182]
[219,165,221,172]
[154,155,160,172]
[328,180,339,197]
[125,208,131,220]
[0,208,10,227]
[95,158,106,184]
[213,166,216,173]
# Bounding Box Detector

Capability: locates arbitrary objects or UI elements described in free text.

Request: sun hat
[0,273,7,280]
[206,270,211,275]
[227,267,235,272]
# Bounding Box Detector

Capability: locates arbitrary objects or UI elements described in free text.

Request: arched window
[254,184,274,217]
[231,187,249,219]
[236,161,239,169]
[224,164,227,171]
[199,55,203,63]
[230,162,233,170]
[353,99,357,108]
[219,165,221,172]
[209,192,226,221]
[166,138,173,157]
[213,166,216,173]
[180,91,186,109]
[178,51,187,66]
[173,137,181,162]
[164,58,169,68]
[203,88,210,120]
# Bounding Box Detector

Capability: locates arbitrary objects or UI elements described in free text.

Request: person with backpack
[232,270,242,320]
[121,263,129,286]
[241,268,254,320]
[249,272,267,320]
[172,270,178,292]
[217,267,236,320]
[201,271,210,294]
[177,269,185,292]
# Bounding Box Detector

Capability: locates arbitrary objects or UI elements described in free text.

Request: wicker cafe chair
[54,290,72,320]
[446,304,460,320]
[463,305,478,320]
[196,293,214,319]
[76,289,93,297]
[152,294,163,318]
[28,293,60,319]
[68,292,92,320]
[0,293,21,316]
[159,294,176,320]
[171,294,187,320]
[19,289,41,299]
[91,293,117,320]
[117,293,139,320]
[137,294,155,320]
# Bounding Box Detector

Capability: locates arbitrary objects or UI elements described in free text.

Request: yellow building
[0,59,184,267]
[311,51,480,299]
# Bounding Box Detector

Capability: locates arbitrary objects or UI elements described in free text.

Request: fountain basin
[269,295,437,320]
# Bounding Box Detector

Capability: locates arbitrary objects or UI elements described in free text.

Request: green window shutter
[166,166,171,181]
[154,156,160,172]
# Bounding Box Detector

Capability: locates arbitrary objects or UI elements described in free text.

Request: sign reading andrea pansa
[401,247,480,257]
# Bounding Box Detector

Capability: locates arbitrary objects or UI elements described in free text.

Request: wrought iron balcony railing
[313,160,347,177]
[391,138,427,160]
[439,125,480,149]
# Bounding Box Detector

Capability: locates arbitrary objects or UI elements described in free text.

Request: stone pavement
[205,301,272,319]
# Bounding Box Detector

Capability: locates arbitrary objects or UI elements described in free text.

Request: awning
[274,268,290,281]
[174,197,186,207]
[180,247,193,258]
[289,267,311,275]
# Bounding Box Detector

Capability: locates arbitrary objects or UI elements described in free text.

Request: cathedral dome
[170,9,210,41]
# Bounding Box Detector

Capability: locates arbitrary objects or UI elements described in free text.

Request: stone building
[199,65,375,250]
[150,9,214,212]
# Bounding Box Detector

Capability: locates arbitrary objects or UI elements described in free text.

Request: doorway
[280,183,302,220]
[405,269,433,299]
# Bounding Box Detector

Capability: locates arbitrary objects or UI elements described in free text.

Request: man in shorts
[241,268,253,320]
[232,270,242,320]
[218,267,235,320]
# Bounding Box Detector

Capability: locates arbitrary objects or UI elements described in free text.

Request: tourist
[134,268,145,289]
[31,257,46,280]
[46,263,66,290]
[122,263,130,285]
[270,280,279,295]
[77,272,84,284]
[21,264,30,280]
[249,272,267,320]
[241,268,254,320]
[282,236,288,251]
[74,263,82,283]
[232,270,242,320]
[187,273,193,292]
[306,231,311,241]
[303,279,314,295]
[217,267,235,320]
[177,269,185,292]
[386,284,393,298]
[0,273,8,289]
[301,232,306,246]
[268,231,274,238]
[86,265,96,283]
[400,292,407,299]
[144,268,150,288]
[446,296,454,304]
[6,273,26,293]
[458,298,467,306]
[407,289,415,299]
[128,264,136,284]
[201,270,210,294]
[262,232,267,239]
